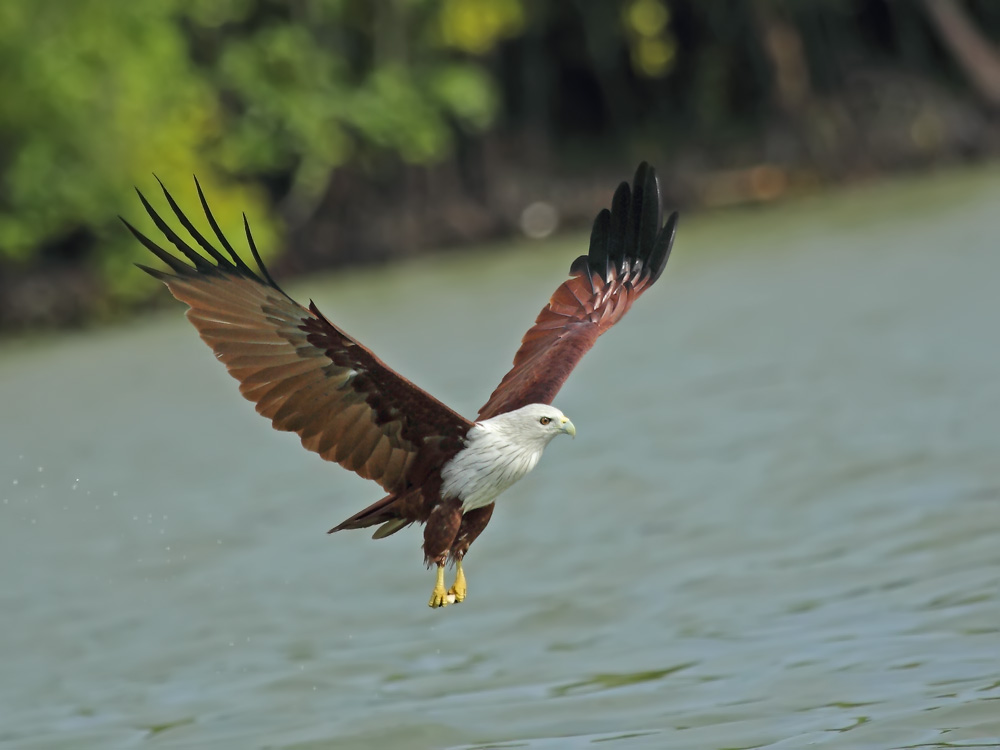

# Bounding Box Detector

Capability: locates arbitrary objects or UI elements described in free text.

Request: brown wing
[124,178,472,494]
[478,162,678,420]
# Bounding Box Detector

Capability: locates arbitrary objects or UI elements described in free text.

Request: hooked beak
[560,416,576,439]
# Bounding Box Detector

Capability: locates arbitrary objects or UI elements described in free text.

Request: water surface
[2,167,999,748]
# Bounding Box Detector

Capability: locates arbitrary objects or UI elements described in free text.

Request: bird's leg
[448,560,467,603]
[428,564,453,608]
[424,499,463,608]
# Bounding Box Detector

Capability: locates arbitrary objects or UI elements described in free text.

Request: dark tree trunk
[923,0,1000,110]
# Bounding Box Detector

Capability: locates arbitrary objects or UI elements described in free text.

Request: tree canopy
[1,0,998,326]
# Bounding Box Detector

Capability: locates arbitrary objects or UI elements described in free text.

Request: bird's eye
[539,416,552,425]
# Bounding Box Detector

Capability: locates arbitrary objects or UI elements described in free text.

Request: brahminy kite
[124,163,678,608]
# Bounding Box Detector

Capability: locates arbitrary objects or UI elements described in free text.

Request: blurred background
[1,0,999,330]
[4,3,1000,747]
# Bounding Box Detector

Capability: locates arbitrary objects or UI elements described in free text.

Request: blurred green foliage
[0,0,507,300]
[0,1,236,299]
[623,0,677,78]
[1,0,998,326]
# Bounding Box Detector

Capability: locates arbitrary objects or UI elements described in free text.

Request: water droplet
[12,480,18,486]
[36,466,43,473]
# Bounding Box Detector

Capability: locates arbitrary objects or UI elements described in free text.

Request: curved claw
[428,565,456,608]
[447,560,467,603]
[429,589,456,608]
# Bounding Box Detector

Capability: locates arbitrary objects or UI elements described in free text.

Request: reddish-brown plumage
[451,504,495,562]
[125,163,677,600]
[478,164,676,420]
[423,496,465,567]
[125,184,471,504]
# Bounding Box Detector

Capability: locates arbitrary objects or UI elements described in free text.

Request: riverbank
[1,84,997,334]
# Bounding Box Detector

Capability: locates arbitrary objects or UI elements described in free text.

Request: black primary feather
[126,177,291,301]
[584,162,677,282]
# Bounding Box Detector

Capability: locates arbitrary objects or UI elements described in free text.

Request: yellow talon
[428,565,453,608]
[448,560,467,603]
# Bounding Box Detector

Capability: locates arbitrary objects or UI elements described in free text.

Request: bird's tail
[328,490,417,539]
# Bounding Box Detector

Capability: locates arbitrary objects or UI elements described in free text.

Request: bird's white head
[444,404,576,512]
[481,403,576,447]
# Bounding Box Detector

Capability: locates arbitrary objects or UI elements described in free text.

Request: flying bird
[124,163,678,608]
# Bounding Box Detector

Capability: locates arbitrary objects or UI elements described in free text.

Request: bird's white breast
[440,422,544,512]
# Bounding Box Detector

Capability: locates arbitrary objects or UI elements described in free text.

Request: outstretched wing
[478,162,677,420]
[124,179,472,493]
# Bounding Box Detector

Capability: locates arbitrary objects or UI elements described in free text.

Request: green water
[2,167,999,749]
